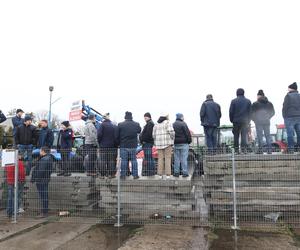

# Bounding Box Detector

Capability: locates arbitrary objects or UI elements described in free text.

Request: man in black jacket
[282,82,300,153]
[229,88,251,153]
[173,113,192,177]
[16,115,37,175]
[200,94,222,153]
[0,110,6,124]
[252,90,275,154]
[12,109,24,144]
[139,112,155,176]
[118,111,141,179]
[31,147,53,218]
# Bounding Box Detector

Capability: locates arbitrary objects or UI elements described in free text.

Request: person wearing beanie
[84,114,98,176]
[153,113,175,179]
[229,88,252,153]
[139,112,155,176]
[57,121,73,176]
[118,111,141,179]
[283,82,300,153]
[15,114,37,175]
[251,90,275,154]
[12,108,24,143]
[200,94,222,154]
[173,114,192,177]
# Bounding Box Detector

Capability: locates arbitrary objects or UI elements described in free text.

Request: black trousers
[233,123,248,152]
[99,148,118,176]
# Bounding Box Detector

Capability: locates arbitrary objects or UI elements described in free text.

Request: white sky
[1,0,300,133]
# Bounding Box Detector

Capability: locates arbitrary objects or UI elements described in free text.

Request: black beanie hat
[236,88,245,96]
[125,111,133,120]
[61,121,70,127]
[289,82,298,90]
[16,109,24,114]
[257,89,264,96]
[144,112,151,119]
[24,115,32,122]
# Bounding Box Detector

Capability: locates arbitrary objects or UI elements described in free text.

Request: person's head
[103,113,110,120]
[40,146,50,156]
[24,115,32,126]
[124,111,133,120]
[61,121,70,130]
[160,113,169,120]
[144,112,152,122]
[206,94,213,100]
[257,89,265,99]
[40,119,48,128]
[88,114,96,122]
[236,88,245,96]
[288,82,298,92]
[176,113,184,121]
[16,109,24,118]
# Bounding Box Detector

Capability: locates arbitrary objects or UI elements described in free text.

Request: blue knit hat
[176,113,184,120]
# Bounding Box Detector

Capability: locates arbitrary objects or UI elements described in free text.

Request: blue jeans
[284,117,300,151]
[120,148,138,177]
[18,144,33,175]
[174,144,189,176]
[204,126,218,152]
[36,183,49,215]
[255,123,271,152]
[142,143,155,176]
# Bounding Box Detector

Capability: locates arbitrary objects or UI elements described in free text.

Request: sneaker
[133,176,140,180]
[18,208,25,213]
[165,175,171,180]
[182,174,189,178]
[173,173,179,178]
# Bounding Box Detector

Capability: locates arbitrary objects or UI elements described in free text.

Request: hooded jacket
[282,91,300,119]
[139,119,155,144]
[251,96,275,125]
[173,119,192,144]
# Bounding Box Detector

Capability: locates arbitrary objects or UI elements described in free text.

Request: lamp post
[48,86,54,128]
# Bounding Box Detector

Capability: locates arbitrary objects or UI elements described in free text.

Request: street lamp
[48,86,54,128]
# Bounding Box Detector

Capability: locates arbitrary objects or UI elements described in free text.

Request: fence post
[231,148,239,230]
[114,149,123,227]
[13,149,19,224]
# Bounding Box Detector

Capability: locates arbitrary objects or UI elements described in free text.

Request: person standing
[251,90,275,154]
[12,109,24,143]
[37,120,54,148]
[118,111,141,180]
[173,113,192,177]
[153,113,175,179]
[97,113,118,178]
[84,114,98,176]
[57,121,73,176]
[282,82,300,153]
[229,88,252,153]
[31,147,53,218]
[139,112,155,176]
[200,94,222,154]
[0,110,6,124]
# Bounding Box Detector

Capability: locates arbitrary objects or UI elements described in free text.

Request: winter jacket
[12,116,24,136]
[37,127,54,148]
[117,119,141,148]
[139,119,154,144]
[84,120,98,146]
[0,111,6,124]
[31,154,53,184]
[282,91,300,119]
[173,119,192,144]
[251,97,275,125]
[153,120,175,149]
[229,96,252,124]
[97,119,118,148]
[200,99,222,127]
[6,160,26,185]
[58,128,73,150]
[15,124,38,145]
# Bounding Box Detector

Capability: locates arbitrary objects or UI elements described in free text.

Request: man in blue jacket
[117,111,141,179]
[12,109,24,144]
[31,146,53,218]
[37,120,54,148]
[282,82,300,153]
[200,94,222,154]
[229,88,251,153]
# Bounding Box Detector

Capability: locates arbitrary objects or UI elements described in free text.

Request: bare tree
[33,110,61,129]
[7,108,17,116]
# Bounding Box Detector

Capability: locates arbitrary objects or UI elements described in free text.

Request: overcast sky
[1,0,300,133]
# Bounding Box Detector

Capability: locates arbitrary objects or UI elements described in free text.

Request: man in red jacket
[6,156,26,219]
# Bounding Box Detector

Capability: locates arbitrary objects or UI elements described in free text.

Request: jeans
[232,123,248,152]
[99,148,118,176]
[6,183,24,217]
[85,144,97,174]
[255,123,271,152]
[174,144,189,176]
[120,148,138,177]
[36,183,49,215]
[142,143,155,176]
[284,117,300,151]
[204,126,218,152]
[18,144,33,175]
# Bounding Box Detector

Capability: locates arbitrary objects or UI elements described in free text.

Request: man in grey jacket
[84,114,98,176]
